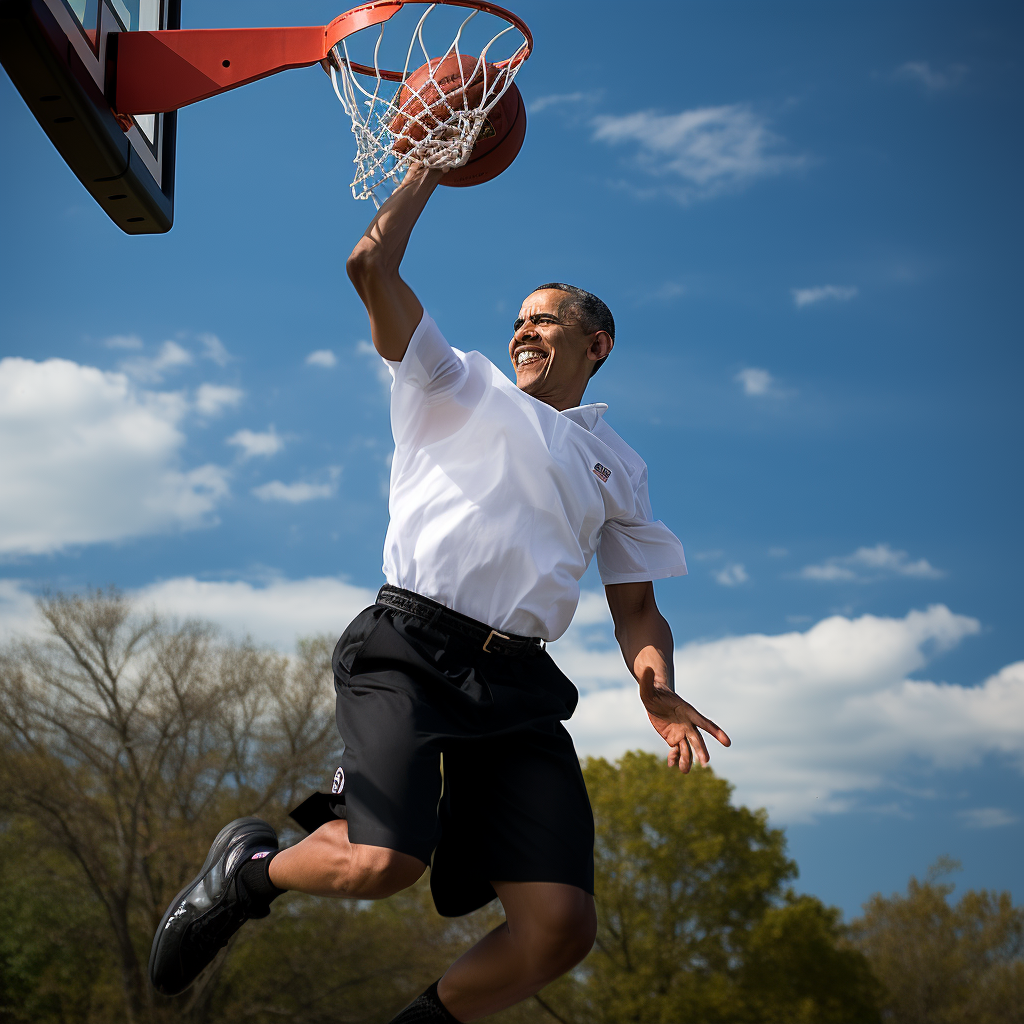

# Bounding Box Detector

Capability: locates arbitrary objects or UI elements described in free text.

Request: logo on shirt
[331,766,345,794]
[592,462,612,483]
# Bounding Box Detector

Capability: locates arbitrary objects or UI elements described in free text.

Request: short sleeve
[596,470,687,585]
[385,311,466,398]
[386,311,480,449]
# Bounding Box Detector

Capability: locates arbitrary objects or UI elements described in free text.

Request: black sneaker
[149,817,279,995]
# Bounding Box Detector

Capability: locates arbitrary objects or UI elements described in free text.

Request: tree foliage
[850,858,1024,1024]
[0,590,340,1023]
[1,592,1018,1024]
[536,751,880,1023]
[0,817,121,1024]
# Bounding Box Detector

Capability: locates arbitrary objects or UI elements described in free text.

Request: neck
[521,379,587,412]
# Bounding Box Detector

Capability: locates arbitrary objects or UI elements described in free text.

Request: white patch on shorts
[331,766,345,794]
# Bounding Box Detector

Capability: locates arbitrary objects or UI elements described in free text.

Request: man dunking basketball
[149,163,731,1022]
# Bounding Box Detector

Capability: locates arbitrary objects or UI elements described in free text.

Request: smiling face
[509,289,613,411]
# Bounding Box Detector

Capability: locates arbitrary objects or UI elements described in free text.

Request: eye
[513,318,525,332]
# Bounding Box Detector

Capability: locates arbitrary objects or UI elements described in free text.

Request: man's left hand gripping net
[326,3,528,207]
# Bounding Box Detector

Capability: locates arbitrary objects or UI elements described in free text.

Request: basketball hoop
[324,1,532,206]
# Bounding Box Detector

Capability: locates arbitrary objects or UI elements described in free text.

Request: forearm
[346,163,444,360]
[607,583,674,695]
[618,607,674,696]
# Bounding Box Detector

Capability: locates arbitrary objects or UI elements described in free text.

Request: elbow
[346,239,385,291]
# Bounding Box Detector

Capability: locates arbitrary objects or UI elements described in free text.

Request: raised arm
[346,164,444,361]
[606,581,731,772]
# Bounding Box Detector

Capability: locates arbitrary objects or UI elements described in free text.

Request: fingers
[689,727,711,767]
[692,710,732,748]
[668,729,709,774]
[647,707,730,772]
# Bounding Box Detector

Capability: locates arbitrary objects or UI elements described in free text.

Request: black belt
[376,585,546,657]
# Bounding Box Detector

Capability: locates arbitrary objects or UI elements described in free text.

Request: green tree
[536,751,880,1024]
[0,817,121,1023]
[851,858,1024,1024]
[741,893,882,1023]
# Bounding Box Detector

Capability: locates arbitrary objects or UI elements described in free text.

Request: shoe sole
[149,816,278,995]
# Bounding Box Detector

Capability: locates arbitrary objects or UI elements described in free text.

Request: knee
[555,905,598,971]
[525,901,597,979]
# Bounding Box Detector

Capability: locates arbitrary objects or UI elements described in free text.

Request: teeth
[516,349,544,367]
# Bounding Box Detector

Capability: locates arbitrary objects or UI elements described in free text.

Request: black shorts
[330,600,595,917]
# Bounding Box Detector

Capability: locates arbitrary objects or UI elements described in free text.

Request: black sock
[388,981,460,1023]
[237,849,286,910]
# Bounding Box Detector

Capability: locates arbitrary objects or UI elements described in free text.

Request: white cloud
[121,340,193,382]
[199,333,231,367]
[800,544,944,583]
[104,333,143,350]
[714,563,749,587]
[792,285,858,308]
[651,282,686,301]
[0,357,229,555]
[227,427,284,460]
[252,471,338,504]
[0,575,377,651]
[735,367,773,396]
[195,383,243,416]
[735,367,792,399]
[0,579,45,640]
[592,104,802,201]
[572,589,612,626]
[895,61,967,92]
[357,340,393,390]
[136,576,377,649]
[957,808,1018,829]
[306,350,338,368]
[552,603,1024,822]
[530,92,595,114]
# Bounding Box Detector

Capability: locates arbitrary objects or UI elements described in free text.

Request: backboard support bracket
[114,3,404,115]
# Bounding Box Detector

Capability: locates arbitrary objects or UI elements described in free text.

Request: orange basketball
[388,53,526,187]
[441,81,526,188]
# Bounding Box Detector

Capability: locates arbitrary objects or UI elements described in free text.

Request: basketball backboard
[1,0,180,234]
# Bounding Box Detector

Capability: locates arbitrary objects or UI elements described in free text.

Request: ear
[587,331,614,365]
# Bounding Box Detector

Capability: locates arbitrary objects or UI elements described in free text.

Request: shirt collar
[559,403,608,431]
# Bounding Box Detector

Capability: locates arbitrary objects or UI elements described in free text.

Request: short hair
[534,282,614,376]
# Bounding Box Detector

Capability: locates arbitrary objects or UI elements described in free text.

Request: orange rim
[327,0,533,82]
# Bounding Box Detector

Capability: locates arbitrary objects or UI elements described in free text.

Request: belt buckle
[482,628,510,653]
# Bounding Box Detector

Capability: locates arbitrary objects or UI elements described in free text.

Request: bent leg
[269,818,425,899]
[436,881,597,1021]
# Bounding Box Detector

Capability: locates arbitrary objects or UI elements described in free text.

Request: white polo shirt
[381,312,687,641]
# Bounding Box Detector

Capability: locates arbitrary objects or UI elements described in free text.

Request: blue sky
[1,0,1022,919]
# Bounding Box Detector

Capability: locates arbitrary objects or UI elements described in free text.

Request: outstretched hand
[639,668,731,772]
[605,581,731,773]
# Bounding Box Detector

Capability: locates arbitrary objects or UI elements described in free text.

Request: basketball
[388,54,527,188]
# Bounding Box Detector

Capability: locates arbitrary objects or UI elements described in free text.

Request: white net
[326,3,529,207]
